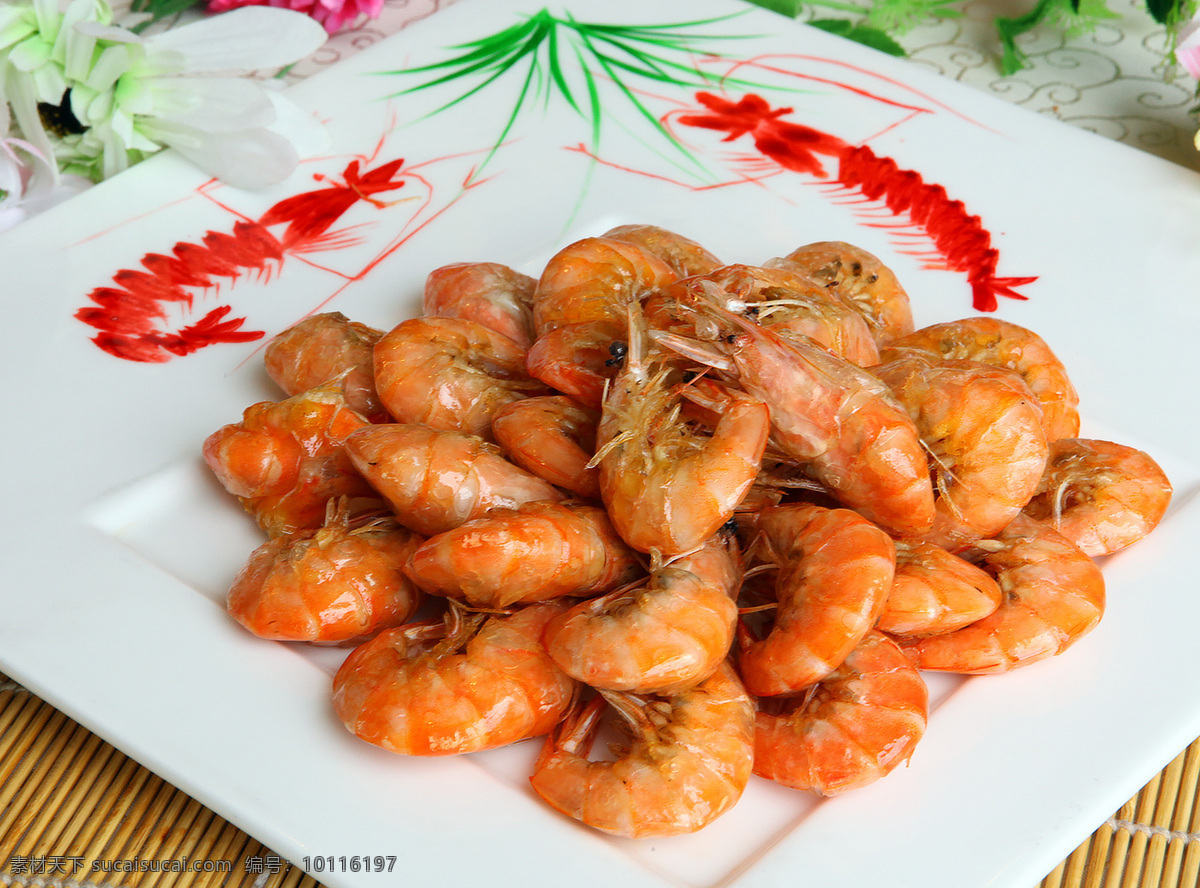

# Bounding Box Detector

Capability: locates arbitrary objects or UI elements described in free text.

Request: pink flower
[1178,15,1200,80]
[206,0,384,34]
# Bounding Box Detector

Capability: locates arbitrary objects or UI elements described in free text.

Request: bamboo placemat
[2,671,1198,887]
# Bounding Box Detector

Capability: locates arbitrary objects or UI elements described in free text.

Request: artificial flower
[1177,14,1200,79]
[204,0,384,35]
[0,100,90,231]
[1,2,330,189]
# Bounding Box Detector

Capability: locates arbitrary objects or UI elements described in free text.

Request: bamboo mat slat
[3,672,1200,888]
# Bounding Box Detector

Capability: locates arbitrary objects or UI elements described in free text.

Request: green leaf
[992,0,1055,75]
[807,18,907,56]
[128,0,204,23]
[743,0,806,16]
[1145,0,1185,24]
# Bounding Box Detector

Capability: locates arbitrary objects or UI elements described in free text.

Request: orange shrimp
[332,601,576,756]
[768,241,914,345]
[736,503,895,697]
[594,311,770,560]
[421,261,537,348]
[601,223,723,277]
[373,316,547,440]
[402,501,641,609]
[528,661,755,838]
[1023,438,1172,557]
[753,630,928,796]
[490,395,601,499]
[342,424,563,536]
[526,236,677,406]
[873,348,1049,550]
[262,311,388,423]
[889,316,1080,442]
[202,381,377,537]
[651,287,934,539]
[542,532,741,694]
[897,513,1105,674]
[227,501,423,643]
[877,540,1003,637]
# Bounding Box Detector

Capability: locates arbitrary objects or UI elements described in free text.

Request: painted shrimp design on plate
[75,157,414,363]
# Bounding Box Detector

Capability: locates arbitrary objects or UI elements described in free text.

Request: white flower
[0,99,90,231]
[2,3,330,188]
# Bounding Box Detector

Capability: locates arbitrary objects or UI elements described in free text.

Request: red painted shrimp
[736,503,895,697]
[402,501,641,609]
[651,285,934,539]
[753,630,928,796]
[490,395,602,500]
[897,513,1105,674]
[528,661,755,838]
[525,236,677,406]
[227,501,423,643]
[601,223,723,277]
[542,532,741,695]
[594,310,770,561]
[332,601,576,756]
[421,261,537,348]
[202,381,377,537]
[1022,438,1172,557]
[342,424,563,536]
[373,316,548,440]
[877,540,1002,638]
[873,348,1049,550]
[889,316,1080,442]
[263,311,387,423]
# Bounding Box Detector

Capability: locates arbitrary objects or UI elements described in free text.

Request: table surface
[3,1,1198,887]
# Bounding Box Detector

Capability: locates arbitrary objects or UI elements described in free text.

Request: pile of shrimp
[203,224,1173,838]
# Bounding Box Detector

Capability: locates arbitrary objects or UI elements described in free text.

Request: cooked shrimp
[753,630,928,796]
[873,348,1049,550]
[897,513,1105,673]
[768,241,914,345]
[543,532,741,694]
[736,503,895,697]
[227,500,423,643]
[651,287,934,539]
[202,381,377,537]
[1023,438,1172,557]
[343,424,563,536]
[601,223,723,277]
[877,540,1002,637]
[889,316,1080,442]
[528,661,755,838]
[490,395,601,499]
[263,311,388,422]
[595,311,770,560]
[373,316,547,440]
[332,601,576,756]
[526,236,677,406]
[421,261,537,348]
[402,501,641,609]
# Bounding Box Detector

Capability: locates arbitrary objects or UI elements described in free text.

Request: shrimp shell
[737,503,896,696]
[421,261,537,348]
[1022,438,1172,557]
[877,540,1003,637]
[601,223,723,277]
[897,513,1105,674]
[402,501,641,609]
[753,630,928,796]
[373,316,546,440]
[343,424,563,536]
[528,661,755,837]
[543,533,741,694]
[490,395,601,500]
[332,601,576,756]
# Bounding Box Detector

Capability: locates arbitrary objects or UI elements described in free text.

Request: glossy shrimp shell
[342,424,563,536]
[543,533,742,694]
[332,601,576,756]
[737,503,896,697]
[897,513,1105,673]
[528,661,755,837]
[421,261,537,348]
[877,540,1003,637]
[1022,438,1172,557]
[490,395,602,499]
[601,223,724,277]
[753,630,928,796]
[402,501,642,609]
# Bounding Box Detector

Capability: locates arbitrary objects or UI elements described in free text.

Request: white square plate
[3,1,1200,886]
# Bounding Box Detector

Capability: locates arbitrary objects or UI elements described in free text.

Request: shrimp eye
[721,516,740,536]
[605,340,628,367]
[681,369,699,383]
[725,334,737,344]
